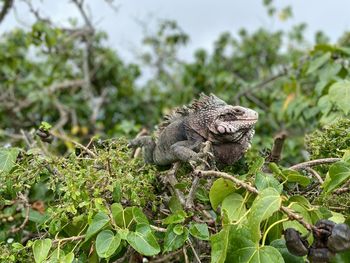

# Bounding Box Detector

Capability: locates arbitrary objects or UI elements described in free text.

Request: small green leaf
[111,203,134,228]
[248,156,265,175]
[328,80,350,114]
[85,212,110,240]
[189,223,209,240]
[132,207,149,225]
[96,230,121,258]
[0,147,19,173]
[163,210,186,225]
[173,224,184,235]
[306,52,331,75]
[33,239,52,263]
[127,224,160,256]
[255,172,283,193]
[322,161,350,194]
[209,178,236,210]
[283,169,311,187]
[163,224,189,253]
[62,252,74,263]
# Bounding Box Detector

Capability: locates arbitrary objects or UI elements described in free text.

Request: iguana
[129,93,258,166]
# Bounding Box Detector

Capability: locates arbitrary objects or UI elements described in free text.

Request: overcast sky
[1,0,350,62]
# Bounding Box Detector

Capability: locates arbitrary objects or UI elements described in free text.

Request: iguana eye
[232,108,244,115]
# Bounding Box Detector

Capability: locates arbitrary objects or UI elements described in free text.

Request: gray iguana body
[129,93,258,165]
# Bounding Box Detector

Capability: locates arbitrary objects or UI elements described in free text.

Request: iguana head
[187,94,258,143]
[208,104,258,142]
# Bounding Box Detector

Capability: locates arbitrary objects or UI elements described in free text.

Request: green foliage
[1,0,350,261]
[306,118,350,159]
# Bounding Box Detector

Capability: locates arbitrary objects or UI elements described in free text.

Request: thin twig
[289,158,341,170]
[266,132,287,163]
[304,167,324,184]
[165,162,186,206]
[52,235,85,244]
[9,193,30,233]
[187,239,202,263]
[51,131,97,158]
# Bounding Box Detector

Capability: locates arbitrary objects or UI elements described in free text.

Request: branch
[289,158,341,170]
[51,131,97,158]
[266,132,287,163]
[52,235,85,244]
[195,169,316,231]
[9,193,30,234]
[0,0,13,24]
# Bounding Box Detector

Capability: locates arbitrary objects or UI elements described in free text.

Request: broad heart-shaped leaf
[328,80,350,114]
[188,223,209,240]
[270,239,305,263]
[306,52,331,75]
[221,193,247,223]
[33,239,52,263]
[226,225,284,263]
[209,178,236,210]
[211,227,229,263]
[282,169,311,187]
[126,224,160,256]
[228,245,284,263]
[96,230,121,258]
[111,203,134,228]
[247,187,282,242]
[163,224,189,253]
[0,147,19,173]
[85,212,110,240]
[322,161,350,194]
[255,172,283,193]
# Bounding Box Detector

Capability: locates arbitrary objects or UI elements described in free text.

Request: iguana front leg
[170,140,212,169]
[128,136,156,164]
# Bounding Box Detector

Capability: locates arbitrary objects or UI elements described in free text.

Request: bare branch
[0,0,13,24]
[266,132,287,163]
[289,158,341,170]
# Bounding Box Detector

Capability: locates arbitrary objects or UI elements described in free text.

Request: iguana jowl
[129,93,258,165]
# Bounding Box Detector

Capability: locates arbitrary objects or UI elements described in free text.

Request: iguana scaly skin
[129,93,258,165]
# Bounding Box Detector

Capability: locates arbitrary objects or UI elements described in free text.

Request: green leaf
[62,252,74,263]
[112,183,122,202]
[96,230,121,258]
[0,147,19,173]
[283,203,312,238]
[233,245,284,263]
[132,207,149,225]
[163,224,189,253]
[162,210,187,225]
[209,178,236,210]
[255,172,283,193]
[306,52,331,75]
[270,239,304,263]
[211,227,229,263]
[248,188,282,242]
[322,161,350,194]
[111,203,134,228]
[328,80,350,114]
[127,224,160,256]
[33,239,52,263]
[248,156,265,175]
[283,169,311,187]
[168,196,182,213]
[85,212,110,240]
[221,193,247,223]
[189,223,209,240]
